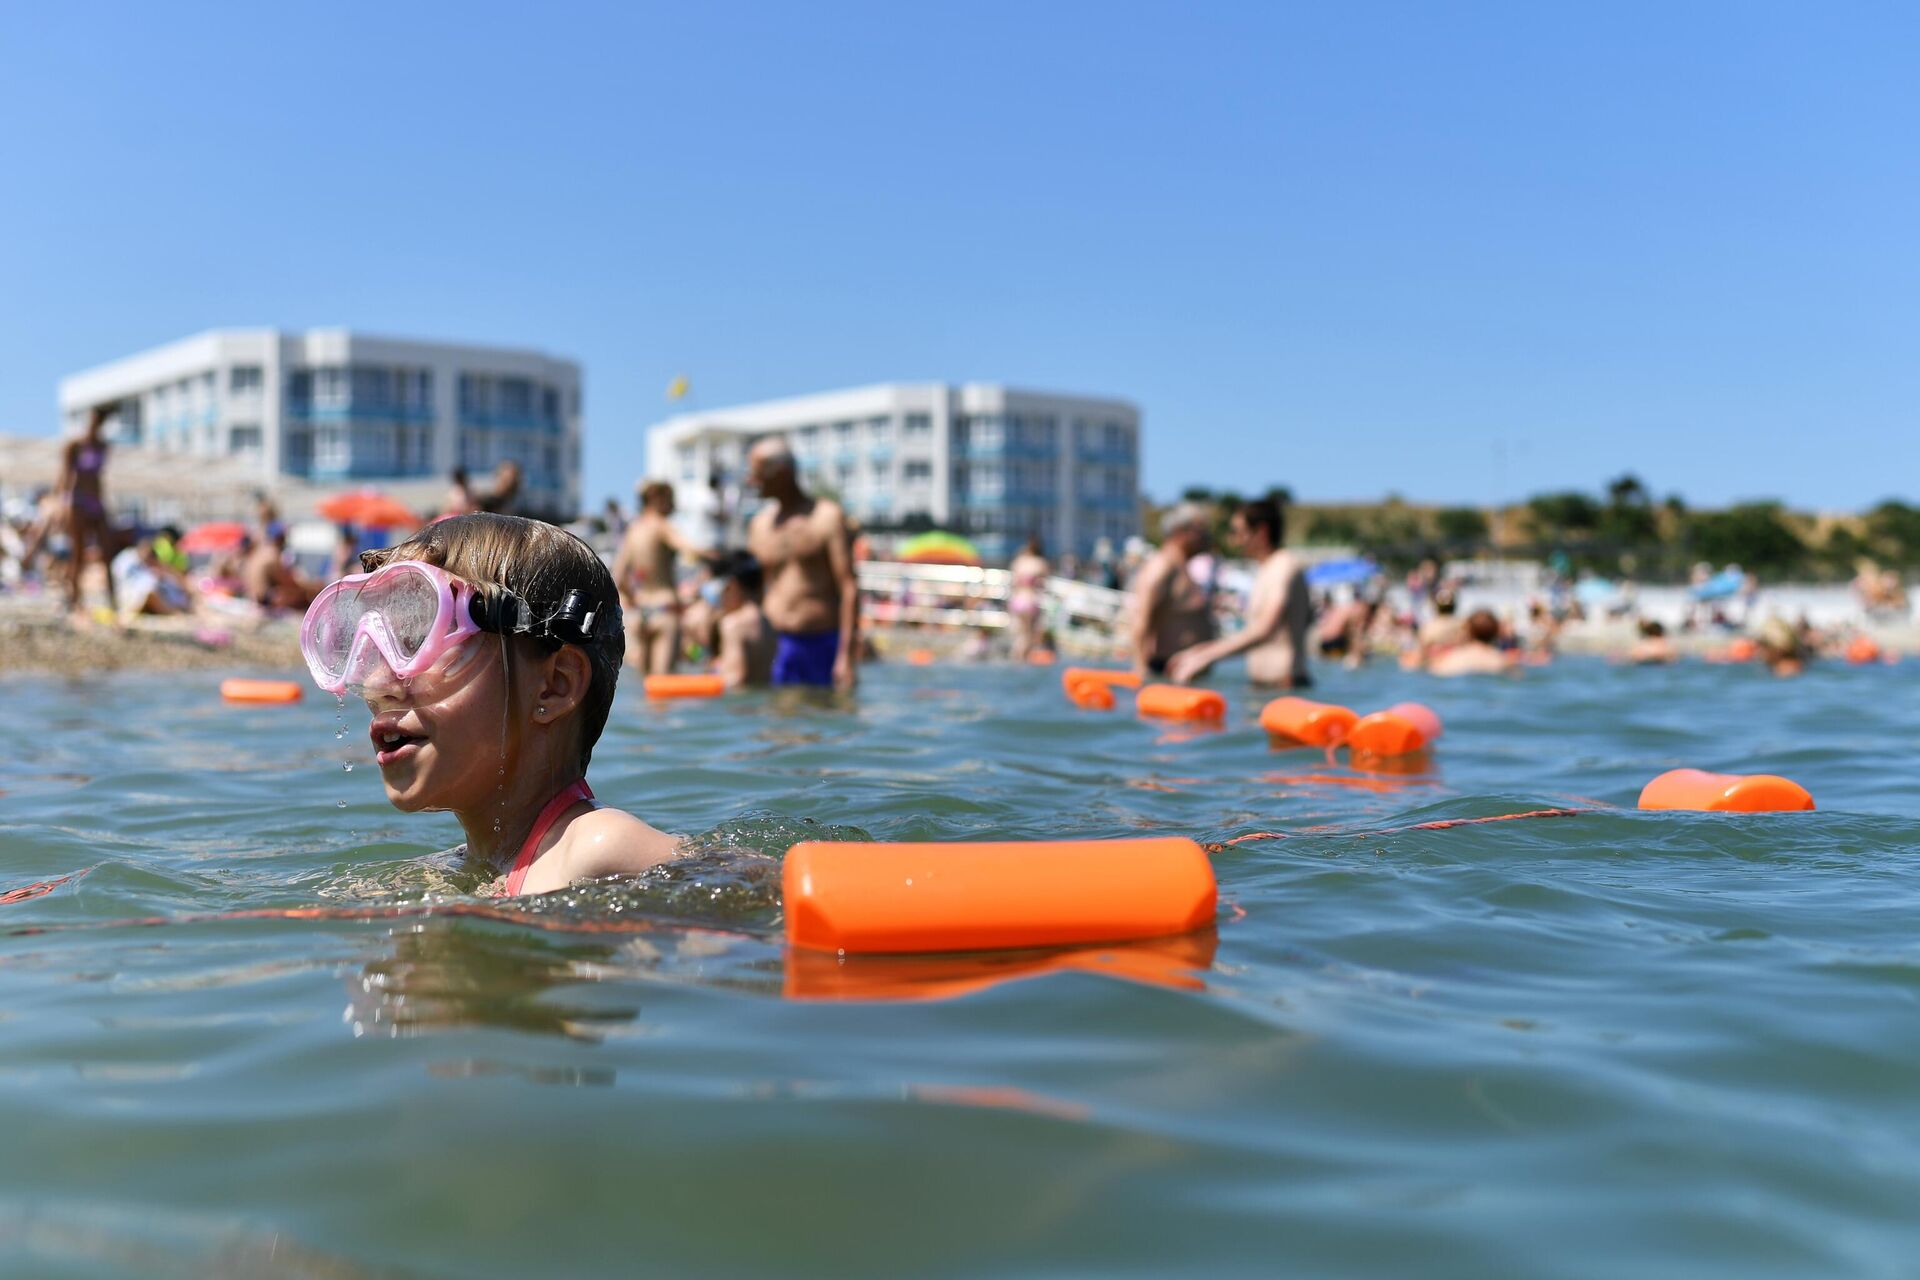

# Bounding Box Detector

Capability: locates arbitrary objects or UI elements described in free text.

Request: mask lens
[366,570,441,661]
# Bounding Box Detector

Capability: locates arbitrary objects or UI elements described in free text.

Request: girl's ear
[531,645,593,724]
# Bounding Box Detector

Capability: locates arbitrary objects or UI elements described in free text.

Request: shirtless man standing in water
[744,439,858,690]
[1128,503,1217,678]
[1167,497,1311,687]
[612,481,693,674]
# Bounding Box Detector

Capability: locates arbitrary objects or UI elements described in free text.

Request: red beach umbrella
[178,521,249,553]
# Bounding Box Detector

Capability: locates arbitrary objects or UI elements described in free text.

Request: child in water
[300,513,680,895]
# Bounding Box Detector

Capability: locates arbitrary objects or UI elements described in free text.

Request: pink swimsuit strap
[502,779,596,896]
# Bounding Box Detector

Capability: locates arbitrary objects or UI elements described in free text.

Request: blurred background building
[53,329,582,520]
[645,382,1140,563]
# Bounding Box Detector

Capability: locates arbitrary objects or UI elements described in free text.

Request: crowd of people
[5,405,1908,693]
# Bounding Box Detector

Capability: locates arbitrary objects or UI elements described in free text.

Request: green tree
[1865,500,1920,567]
[1686,502,1806,576]
[1304,512,1363,545]
[1435,506,1489,545]
[1526,491,1602,536]
[1601,472,1658,545]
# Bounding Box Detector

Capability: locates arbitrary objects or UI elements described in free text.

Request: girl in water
[300,513,680,895]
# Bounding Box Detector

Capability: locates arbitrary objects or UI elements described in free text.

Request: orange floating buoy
[1066,680,1116,711]
[782,837,1217,954]
[1638,768,1815,813]
[643,673,726,699]
[1062,667,1141,693]
[1026,648,1057,665]
[1258,696,1358,746]
[783,929,1218,1001]
[1845,635,1883,664]
[906,648,937,666]
[1347,701,1443,757]
[1136,684,1227,721]
[1727,638,1758,663]
[220,678,302,704]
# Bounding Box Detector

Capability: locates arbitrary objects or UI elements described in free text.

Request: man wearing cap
[1128,502,1218,678]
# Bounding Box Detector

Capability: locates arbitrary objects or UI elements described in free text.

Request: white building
[58,329,583,519]
[644,383,1140,563]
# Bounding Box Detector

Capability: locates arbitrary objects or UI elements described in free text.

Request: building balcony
[455,409,560,432]
[290,402,437,424]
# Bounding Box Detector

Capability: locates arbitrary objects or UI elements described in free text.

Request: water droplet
[335,728,346,740]
[337,800,347,809]
[343,762,354,772]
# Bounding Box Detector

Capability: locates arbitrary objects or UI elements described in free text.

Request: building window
[314,367,348,408]
[867,416,891,444]
[903,460,932,483]
[869,460,888,485]
[229,366,263,395]
[228,423,262,453]
[796,424,820,453]
[285,371,312,409]
[499,377,533,419]
[904,413,931,438]
[314,426,347,470]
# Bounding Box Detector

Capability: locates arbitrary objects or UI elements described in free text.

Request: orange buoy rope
[0,868,90,906]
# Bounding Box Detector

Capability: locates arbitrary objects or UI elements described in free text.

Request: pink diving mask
[300,560,608,696]
[300,561,485,696]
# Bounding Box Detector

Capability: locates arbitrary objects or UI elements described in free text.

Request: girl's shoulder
[557,804,681,881]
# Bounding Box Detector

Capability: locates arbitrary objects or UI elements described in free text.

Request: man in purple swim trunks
[744,438,859,690]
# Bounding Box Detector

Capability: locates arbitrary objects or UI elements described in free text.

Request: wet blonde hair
[362,514,624,770]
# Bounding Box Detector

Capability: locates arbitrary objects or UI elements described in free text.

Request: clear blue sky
[3,1,1915,512]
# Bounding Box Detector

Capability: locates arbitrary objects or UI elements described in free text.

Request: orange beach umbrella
[317,490,422,530]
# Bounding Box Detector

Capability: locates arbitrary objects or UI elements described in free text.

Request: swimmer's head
[747,438,797,494]
[361,514,624,772]
[1231,498,1284,555]
[717,551,764,609]
[1162,502,1213,552]
[1466,608,1500,646]
[638,479,675,515]
[1638,618,1666,638]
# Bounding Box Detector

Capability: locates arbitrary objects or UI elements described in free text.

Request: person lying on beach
[245,523,319,611]
[112,535,194,620]
[300,513,681,895]
[1426,608,1515,677]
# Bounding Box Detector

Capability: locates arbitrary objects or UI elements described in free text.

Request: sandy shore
[5,595,1914,679]
[0,597,302,678]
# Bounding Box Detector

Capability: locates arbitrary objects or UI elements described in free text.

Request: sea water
[3,658,1919,1277]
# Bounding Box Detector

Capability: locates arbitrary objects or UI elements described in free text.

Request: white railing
[857,560,1128,640]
